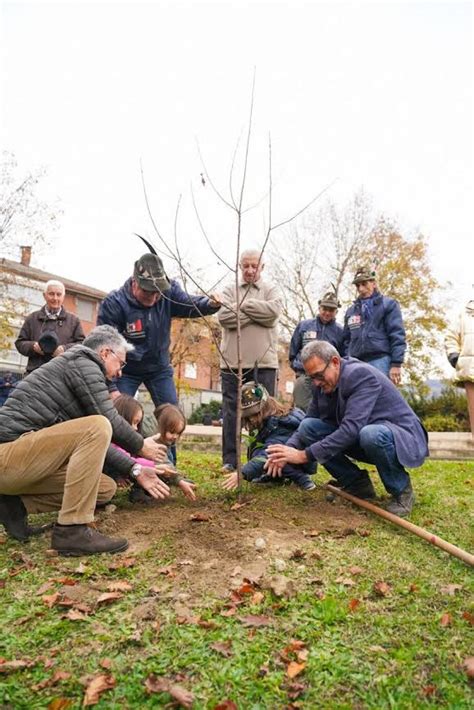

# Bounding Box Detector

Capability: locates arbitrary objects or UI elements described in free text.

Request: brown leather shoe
[51,524,129,556]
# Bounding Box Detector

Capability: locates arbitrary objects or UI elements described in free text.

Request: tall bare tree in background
[269,189,446,384]
[0,151,61,351]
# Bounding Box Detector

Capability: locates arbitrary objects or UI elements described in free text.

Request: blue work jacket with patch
[97,278,220,372]
[287,358,428,468]
[342,291,406,365]
[289,317,345,374]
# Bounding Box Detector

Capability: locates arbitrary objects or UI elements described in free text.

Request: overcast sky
[1,0,472,309]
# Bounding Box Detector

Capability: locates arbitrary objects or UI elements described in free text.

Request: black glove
[448,353,459,369]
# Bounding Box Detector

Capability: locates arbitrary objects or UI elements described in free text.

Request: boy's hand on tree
[141,438,168,462]
[179,480,197,500]
[266,444,307,466]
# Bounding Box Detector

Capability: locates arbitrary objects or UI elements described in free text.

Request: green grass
[0,457,473,709]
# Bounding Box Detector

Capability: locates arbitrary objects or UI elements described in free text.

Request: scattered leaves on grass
[42,592,61,608]
[409,583,419,593]
[63,609,87,621]
[145,675,194,707]
[373,581,391,597]
[83,674,116,706]
[348,598,361,612]
[210,640,233,658]
[349,566,363,576]
[213,702,238,710]
[462,657,474,680]
[99,658,113,670]
[286,680,307,700]
[336,577,356,587]
[289,549,306,561]
[238,614,273,627]
[156,564,177,577]
[230,500,251,511]
[221,607,237,617]
[267,575,295,598]
[251,591,264,605]
[190,513,211,522]
[440,612,452,627]
[36,581,55,595]
[74,562,87,574]
[440,583,463,596]
[422,685,437,697]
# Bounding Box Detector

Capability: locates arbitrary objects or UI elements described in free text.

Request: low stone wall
[181,426,474,461]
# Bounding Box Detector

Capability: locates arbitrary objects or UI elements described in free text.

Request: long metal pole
[326,484,474,567]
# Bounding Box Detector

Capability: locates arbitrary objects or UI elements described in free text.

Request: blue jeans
[366,355,391,377]
[117,366,178,463]
[297,418,410,495]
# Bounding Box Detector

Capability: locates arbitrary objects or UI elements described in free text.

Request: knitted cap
[241,381,269,418]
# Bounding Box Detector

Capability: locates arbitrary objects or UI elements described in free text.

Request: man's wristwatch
[130,464,142,479]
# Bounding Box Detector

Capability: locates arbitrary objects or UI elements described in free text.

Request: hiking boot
[51,524,129,556]
[0,495,34,541]
[343,472,376,500]
[386,482,415,517]
[293,476,316,492]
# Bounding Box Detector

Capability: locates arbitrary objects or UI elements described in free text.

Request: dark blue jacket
[287,358,428,468]
[342,291,406,365]
[97,278,220,372]
[289,317,344,373]
[243,408,313,480]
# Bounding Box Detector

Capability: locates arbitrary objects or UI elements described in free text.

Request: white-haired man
[218,249,282,472]
[15,279,85,374]
[0,325,170,555]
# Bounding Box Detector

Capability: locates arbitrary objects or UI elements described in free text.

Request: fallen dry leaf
[440,612,452,627]
[107,557,136,570]
[303,529,321,537]
[0,658,35,673]
[107,580,133,592]
[33,670,71,691]
[213,701,238,710]
[56,577,77,586]
[238,582,255,595]
[190,513,211,522]
[348,598,361,612]
[144,674,194,707]
[230,501,250,511]
[96,592,123,605]
[74,562,87,575]
[462,611,474,626]
[336,577,355,587]
[287,661,306,679]
[156,564,177,577]
[267,575,295,598]
[373,581,391,597]
[221,607,237,617]
[36,581,55,596]
[251,591,264,605]
[210,640,233,658]
[408,583,419,593]
[83,673,116,706]
[289,549,306,561]
[48,699,72,709]
[440,583,463,596]
[238,614,273,627]
[63,609,87,621]
[349,566,363,576]
[422,685,437,697]
[462,656,474,680]
[286,679,307,700]
[43,592,61,608]
[99,658,113,670]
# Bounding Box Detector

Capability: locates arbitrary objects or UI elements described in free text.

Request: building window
[76,298,95,322]
[184,362,197,379]
[285,381,294,394]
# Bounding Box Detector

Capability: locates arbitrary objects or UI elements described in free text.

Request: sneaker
[221,463,236,474]
[0,494,50,541]
[51,524,129,556]
[293,476,316,491]
[386,482,415,517]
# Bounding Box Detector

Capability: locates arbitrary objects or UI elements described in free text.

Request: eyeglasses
[308,360,331,382]
[109,349,127,369]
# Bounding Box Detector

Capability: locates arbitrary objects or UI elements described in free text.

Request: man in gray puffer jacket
[0,325,170,555]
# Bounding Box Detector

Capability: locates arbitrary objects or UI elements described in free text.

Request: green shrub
[188,399,222,424]
[423,414,463,432]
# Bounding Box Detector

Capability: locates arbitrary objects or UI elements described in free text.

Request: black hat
[241,381,269,418]
[133,253,171,293]
[38,331,59,355]
[353,265,377,285]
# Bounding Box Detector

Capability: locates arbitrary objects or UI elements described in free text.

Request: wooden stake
[326,484,474,568]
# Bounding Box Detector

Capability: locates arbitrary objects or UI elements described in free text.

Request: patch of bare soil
[96,491,369,603]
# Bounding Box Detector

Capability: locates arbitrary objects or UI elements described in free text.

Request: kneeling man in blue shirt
[266,341,428,517]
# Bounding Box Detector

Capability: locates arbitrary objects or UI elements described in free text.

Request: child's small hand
[117,477,131,489]
[179,480,197,500]
[221,471,238,491]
